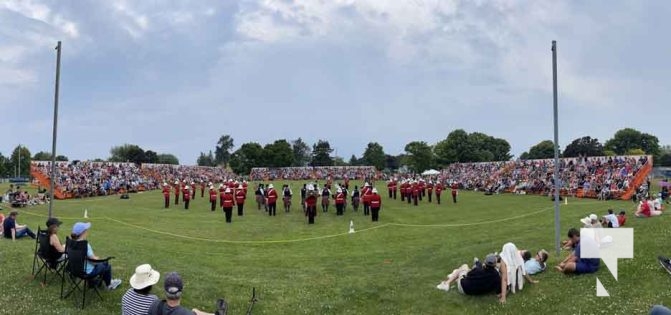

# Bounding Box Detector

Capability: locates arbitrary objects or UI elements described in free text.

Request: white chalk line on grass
[18,199,606,244]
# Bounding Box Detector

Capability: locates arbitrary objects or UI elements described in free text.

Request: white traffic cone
[564,197,568,205]
[348,220,355,234]
[84,209,89,218]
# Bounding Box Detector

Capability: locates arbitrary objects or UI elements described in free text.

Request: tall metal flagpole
[552,41,561,255]
[49,41,62,219]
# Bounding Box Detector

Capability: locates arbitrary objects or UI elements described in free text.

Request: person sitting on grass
[562,214,599,249]
[3,211,36,240]
[498,242,539,304]
[636,197,662,217]
[650,305,671,315]
[555,228,600,275]
[70,222,122,290]
[436,254,501,298]
[520,249,549,275]
[617,210,627,226]
[122,264,160,315]
[601,209,620,228]
[147,272,214,315]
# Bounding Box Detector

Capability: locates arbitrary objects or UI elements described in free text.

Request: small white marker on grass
[349,220,355,234]
[84,209,89,218]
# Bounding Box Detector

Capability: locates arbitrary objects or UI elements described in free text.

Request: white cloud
[1,0,79,38]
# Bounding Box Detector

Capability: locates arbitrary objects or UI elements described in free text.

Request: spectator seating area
[140,163,237,185]
[249,166,379,181]
[439,155,652,200]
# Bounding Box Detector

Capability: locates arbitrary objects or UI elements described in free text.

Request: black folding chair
[31,226,66,287]
[61,238,114,308]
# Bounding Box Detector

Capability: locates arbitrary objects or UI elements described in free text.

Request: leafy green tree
[263,139,294,167]
[349,154,360,166]
[229,142,265,174]
[525,140,557,159]
[0,151,8,177]
[563,136,605,157]
[32,151,69,162]
[109,144,146,164]
[197,151,216,166]
[215,135,235,167]
[311,140,333,166]
[434,130,512,166]
[626,148,646,155]
[144,150,159,163]
[605,128,660,156]
[291,138,311,167]
[156,154,179,165]
[362,142,385,170]
[404,141,434,173]
[10,145,31,177]
[384,154,400,171]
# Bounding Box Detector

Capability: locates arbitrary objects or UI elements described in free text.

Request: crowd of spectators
[439,155,650,199]
[32,161,158,198]
[249,166,378,181]
[141,164,238,185]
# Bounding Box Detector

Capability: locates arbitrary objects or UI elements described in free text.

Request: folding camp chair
[61,238,114,308]
[31,226,66,287]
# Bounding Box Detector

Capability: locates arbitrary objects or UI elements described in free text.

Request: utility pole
[49,41,62,218]
[552,40,561,255]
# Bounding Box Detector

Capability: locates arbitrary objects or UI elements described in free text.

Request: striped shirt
[121,288,158,315]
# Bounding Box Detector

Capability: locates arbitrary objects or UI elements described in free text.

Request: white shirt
[604,214,619,228]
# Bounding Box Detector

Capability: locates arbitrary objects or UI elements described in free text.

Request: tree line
[196,128,670,174]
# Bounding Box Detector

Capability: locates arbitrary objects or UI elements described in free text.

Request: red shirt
[369,194,381,208]
[222,194,235,208]
[335,193,345,205]
[617,214,627,226]
[435,184,443,194]
[451,183,459,195]
[209,189,217,201]
[305,195,317,207]
[387,182,394,191]
[183,189,191,201]
[267,188,278,204]
[174,185,180,195]
[362,189,372,204]
[235,190,246,204]
[641,202,651,217]
[162,187,170,197]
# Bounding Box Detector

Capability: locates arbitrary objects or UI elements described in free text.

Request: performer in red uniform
[335,188,345,216]
[451,182,459,203]
[242,181,248,195]
[173,181,180,205]
[362,183,372,216]
[435,182,443,205]
[218,184,226,208]
[183,185,191,210]
[305,185,318,224]
[427,181,434,203]
[190,181,196,200]
[209,185,217,211]
[235,184,246,216]
[387,180,394,199]
[412,181,419,206]
[400,180,407,202]
[200,180,206,198]
[162,183,170,208]
[391,178,397,200]
[266,184,278,216]
[418,180,425,201]
[370,188,382,222]
[282,184,292,213]
[222,188,235,223]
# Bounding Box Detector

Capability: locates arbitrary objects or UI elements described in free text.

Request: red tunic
[235,190,246,205]
[183,189,191,201]
[209,189,217,201]
[162,187,170,197]
[369,194,381,208]
[174,185,180,195]
[267,188,278,204]
[362,189,372,204]
[451,183,459,195]
[335,192,345,205]
[435,184,443,195]
[222,193,235,208]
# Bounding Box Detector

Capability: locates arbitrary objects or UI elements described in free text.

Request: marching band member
[362,183,372,215]
[190,181,196,200]
[305,185,318,224]
[451,181,459,203]
[435,181,443,204]
[219,184,226,208]
[321,185,331,213]
[255,184,265,211]
[235,184,246,216]
[282,184,293,213]
[267,184,278,216]
[222,188,235,223]
[209,185,217,211]
[162,183,170,208]
[200,180,206,198]
[335,187,345,216]
[370,188,382,222]
[412,181,419,206]
[391,178,398,200]
[183,185,191,210]
[174,181,180,205]
[341,184,349,211]
[387,179,394,199]
[427,180,434,203]
[351,185,360,212]
[300,184,307,213]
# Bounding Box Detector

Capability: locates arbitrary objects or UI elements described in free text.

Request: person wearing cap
[190,182,196,200]
[183,185,191,210]
[282,184,292,213]
[235,184,246,216]
[46,217,66,263]
[3,211,36,240]
[335,188,345,216]
[70,222,122,290]
[208,185,217,211]
[362,183,372,215]
[147,272,214,315]
[305,185,318,224]
[436,254,502,297]
[222,188,235,223]
[122,264,160,315]
[162,183,171,209]
[174,181,181,206]
[267,184,278,216]
[369,188,382,222]
[200,180,206,198]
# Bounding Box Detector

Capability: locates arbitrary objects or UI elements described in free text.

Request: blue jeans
[88,262,112,286]
[651,305,671,315]
[16,227,36,239]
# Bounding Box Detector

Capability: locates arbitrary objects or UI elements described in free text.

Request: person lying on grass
[555,228,600,275]
[436,254,501,299]
[520,249,549,275]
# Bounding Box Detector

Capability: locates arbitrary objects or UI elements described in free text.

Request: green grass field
[1,182,669,315]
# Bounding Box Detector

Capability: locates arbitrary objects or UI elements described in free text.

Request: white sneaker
[107,279,122,290]
[436,282,450,292]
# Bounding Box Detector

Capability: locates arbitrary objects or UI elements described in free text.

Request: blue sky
[2,0,669,164]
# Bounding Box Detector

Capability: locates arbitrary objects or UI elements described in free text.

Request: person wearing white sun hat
[121,264,160,315]
[183,185,191,210]
[173,181,180,206]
